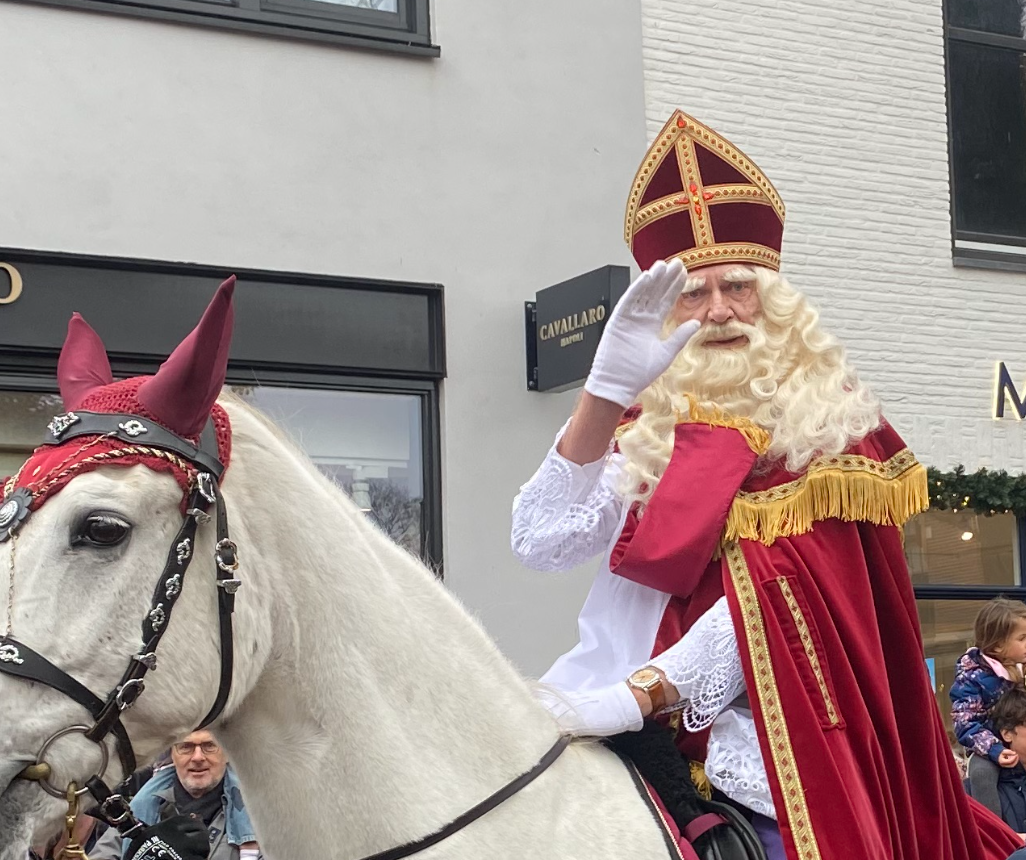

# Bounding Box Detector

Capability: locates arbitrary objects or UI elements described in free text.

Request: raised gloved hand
[536,682,644,737]
[584,258,700,409]
[126,815,210,860]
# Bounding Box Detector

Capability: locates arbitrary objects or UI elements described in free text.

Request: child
[985,687,1026,834]
[951,597,1026,813]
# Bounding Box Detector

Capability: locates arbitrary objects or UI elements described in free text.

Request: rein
[358,734,571,860]
[0,410,239,837]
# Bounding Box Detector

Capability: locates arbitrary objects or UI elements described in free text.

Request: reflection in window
[916,598,985,746]
[318,0,397,7]
[948,40,1026,241]
[905,510,1019,587]
[947,0,1026,38]
[0,391,64,478]
[230,386,424,557]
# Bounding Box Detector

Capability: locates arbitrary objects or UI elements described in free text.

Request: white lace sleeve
[647,596,745,732]
[706,708,775,819]
[511,426,625,572]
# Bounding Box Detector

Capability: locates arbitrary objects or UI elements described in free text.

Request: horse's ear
[57,313,115,410]
[138,275,236,437]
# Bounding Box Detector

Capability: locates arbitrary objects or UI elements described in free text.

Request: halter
[0,410,239,833]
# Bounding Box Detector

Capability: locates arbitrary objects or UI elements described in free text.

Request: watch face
[631,668,659,687]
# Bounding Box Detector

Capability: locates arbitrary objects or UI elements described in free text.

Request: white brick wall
[642,0,1026,472]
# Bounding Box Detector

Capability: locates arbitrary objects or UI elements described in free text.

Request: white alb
[512,431,775,819]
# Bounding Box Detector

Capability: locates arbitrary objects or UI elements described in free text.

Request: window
[230,385,428,557]
[1,380,440,566]
[20,0,437,56]
[945,0,1026,269]
[906,508,1026,746]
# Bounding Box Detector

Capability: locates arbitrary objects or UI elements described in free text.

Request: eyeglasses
[173,741,220,756]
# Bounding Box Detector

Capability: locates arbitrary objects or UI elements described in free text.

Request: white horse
[0,296,674,859]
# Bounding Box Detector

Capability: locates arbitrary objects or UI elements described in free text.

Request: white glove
[536,682,644,737]
[584,259,700,409]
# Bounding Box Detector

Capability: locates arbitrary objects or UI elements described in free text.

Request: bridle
[0,410,239,834]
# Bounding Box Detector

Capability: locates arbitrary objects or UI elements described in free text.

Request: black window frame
[7,0,439,56]
[0,369,444,573]
[944,4,1026,272]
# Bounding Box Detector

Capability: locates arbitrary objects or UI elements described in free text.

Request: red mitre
[624,110,786,273]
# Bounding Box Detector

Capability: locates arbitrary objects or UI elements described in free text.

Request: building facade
[1,0,1025,733]
[641,0,1026,736]
[0,0,645,677]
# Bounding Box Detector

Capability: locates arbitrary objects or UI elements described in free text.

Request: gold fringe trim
[614,397,770,458]
[675,397,771,457]
[689,761,713,800]
[724,450,928,546]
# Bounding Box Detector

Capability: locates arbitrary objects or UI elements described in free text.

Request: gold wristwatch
[627,667,666,713]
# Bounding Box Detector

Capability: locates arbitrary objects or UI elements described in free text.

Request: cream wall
[0,0,647,676]
[642,0,1026,473]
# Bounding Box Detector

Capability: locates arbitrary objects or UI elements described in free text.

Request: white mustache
[691,322,756,345]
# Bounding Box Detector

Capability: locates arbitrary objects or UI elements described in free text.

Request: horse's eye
[74,514,132,548]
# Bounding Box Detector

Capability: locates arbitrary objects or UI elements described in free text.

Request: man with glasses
[91,731,262,860]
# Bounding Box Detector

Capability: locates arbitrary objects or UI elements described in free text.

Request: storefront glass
[907,510,1021,748]
[1,386,427,559]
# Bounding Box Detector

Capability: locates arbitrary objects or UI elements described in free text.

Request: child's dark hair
[991,687,1026,738]
[974,597,1026,658]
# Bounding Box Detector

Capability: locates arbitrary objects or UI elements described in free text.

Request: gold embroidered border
[676,135,716,249]
[726,543,821,860]
[671,244,781,271]
[738,450,920,504]
[704,184,774,205]
[614,398,770,457]
[634,185,777,235]
[725,449,928,545]
[624,110,786,247]
[776,577,839,726]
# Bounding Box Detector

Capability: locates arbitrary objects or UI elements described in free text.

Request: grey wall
[0,0,647,676]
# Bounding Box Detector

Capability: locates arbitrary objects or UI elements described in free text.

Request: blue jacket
[950,648,1015,762]
[997,766,1026,833]
[120,764,257,858]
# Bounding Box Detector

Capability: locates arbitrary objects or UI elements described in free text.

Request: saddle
[608,722,768,860]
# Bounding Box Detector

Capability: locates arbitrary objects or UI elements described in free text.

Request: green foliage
[927,466,1026,517]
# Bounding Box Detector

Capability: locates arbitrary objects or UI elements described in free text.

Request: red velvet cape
[611,419,1021,860]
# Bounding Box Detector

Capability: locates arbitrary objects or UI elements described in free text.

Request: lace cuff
[648,597,745,732]
[705,709,775,819]
[511,424,624,572]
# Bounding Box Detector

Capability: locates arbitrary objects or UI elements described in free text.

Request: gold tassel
[723,457,929,546]
[690,761,713,800]
[675,396,771,457]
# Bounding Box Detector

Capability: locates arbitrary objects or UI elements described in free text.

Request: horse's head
[0,279,242,855]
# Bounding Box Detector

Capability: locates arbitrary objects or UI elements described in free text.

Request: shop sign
[0,263,23,305]
[0,248,445,378]
[525,265,629,393]
[994,362,1026,419]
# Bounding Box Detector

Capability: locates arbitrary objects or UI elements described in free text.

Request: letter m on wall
[995,362,1026,419]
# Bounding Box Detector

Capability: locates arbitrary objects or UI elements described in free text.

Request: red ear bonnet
[2,277,236,514]
[56,313,115,411]
[137,275,236,438]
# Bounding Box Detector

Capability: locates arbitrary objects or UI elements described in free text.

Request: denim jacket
[119,764,258,858]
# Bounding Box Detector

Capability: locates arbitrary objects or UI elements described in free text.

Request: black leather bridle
[0,410,239,833]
